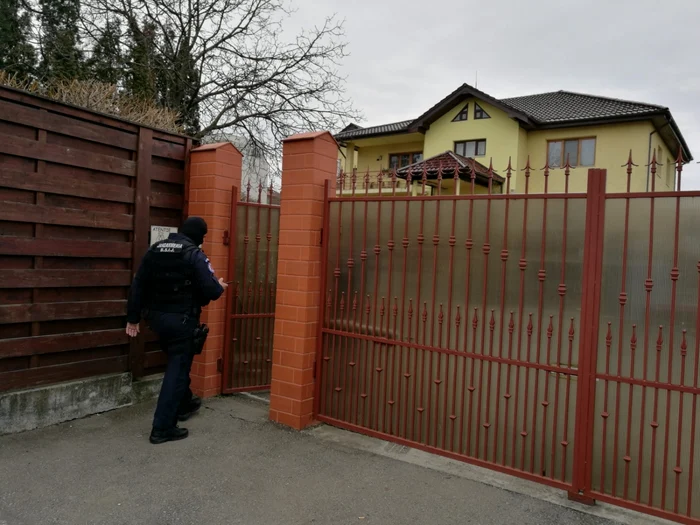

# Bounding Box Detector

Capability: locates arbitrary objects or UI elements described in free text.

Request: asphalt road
[0,395,618,525]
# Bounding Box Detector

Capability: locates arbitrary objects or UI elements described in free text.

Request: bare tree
[82,0,361,162]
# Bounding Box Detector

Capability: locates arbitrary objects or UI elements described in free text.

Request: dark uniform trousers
[148,311,199,430]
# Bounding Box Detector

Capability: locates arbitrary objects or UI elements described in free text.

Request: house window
[455,139,486,158]
[452,104,469,122]
[474,103,490,120]
[389,152,422,170]
[547,138,596,167]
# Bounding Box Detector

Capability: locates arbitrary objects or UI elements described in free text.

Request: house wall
[422,98,522,177]
[354,140,425,174]
[525,121,658,194]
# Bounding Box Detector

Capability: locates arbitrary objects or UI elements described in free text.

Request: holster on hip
[192,323,209,355]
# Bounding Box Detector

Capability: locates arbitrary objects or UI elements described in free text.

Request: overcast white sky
[291,0,700,188]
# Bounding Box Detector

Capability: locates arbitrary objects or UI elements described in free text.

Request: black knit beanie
[180,216,208,246]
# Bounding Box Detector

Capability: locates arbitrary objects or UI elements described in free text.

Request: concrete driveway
[0,395,651,525]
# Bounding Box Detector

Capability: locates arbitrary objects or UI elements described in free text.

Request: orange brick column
[187,143,243,398]
[269,131,338,429]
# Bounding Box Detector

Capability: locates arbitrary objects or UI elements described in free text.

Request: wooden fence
[0,85,193,392]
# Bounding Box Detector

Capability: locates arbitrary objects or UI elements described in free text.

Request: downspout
[647,129,657,192]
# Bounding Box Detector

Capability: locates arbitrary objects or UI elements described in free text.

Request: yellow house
[335,84,692,194]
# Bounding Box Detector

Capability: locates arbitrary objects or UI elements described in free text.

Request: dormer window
[452,104,469,122]
[474,103,491,120]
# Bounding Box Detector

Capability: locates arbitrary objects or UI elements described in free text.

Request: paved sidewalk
[0,396,619,525]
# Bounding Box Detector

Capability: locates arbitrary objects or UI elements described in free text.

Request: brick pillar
[269,131,338,430]
[187,142,243,398]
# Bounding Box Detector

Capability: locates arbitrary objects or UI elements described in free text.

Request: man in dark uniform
[125,217,227,444]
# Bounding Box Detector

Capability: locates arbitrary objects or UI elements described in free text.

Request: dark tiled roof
[334,120,413,141]
[396,151,505,183]
[501,90,666,124]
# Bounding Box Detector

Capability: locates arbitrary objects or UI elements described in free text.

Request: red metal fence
[222,183,280,393]
[315,156,700,524]
[0,85,191,392]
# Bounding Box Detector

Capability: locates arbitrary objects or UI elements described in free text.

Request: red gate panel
[223,184,280,393]
[316,164,589,490]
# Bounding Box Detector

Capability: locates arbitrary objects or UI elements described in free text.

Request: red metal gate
[222,183,280,393]
[315,158,700,524]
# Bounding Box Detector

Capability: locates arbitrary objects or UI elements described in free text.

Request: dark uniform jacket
[126,233,224,327]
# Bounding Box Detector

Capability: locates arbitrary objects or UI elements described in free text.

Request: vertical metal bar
[495,159,513,465]
[371,173,384,431]
[660,193,682,510]
[637,154,657,503]
[686,262,700,517]
[341,171,358,423]
[540,316,554,475]
[222,186,238,393]
[476,161,494,460]
[600,323,613,491]
[329,173,344,418]
[673,330,688,514]
[417,301,428,443]
[675,148,684,192]
[400,170,413,439]
[521,313,534,471]
[467,307,479,456]
[237,185,251,389]
[572,168,607,497]
[251,185,263,386]
[648,326,664,505]
[411,168,427,442]
[611,154,635,493]
[459,167,477,454]
[530,160,551,473]
[551,159,572,478]
[450,306,462,451]
[442,167,459,451]
[623,325,638,498]
[382,172,398,432]
[428,167,443,447]
[314,181,332,417]
[562,318,576,482]
[389,296,399,434]
[511,158,532,470]
[357,170,371,426]
[503,311,515,465]
[484,309,496,460]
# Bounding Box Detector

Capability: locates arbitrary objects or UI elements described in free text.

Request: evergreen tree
[39,0,84,80]
[0,0,36,78]
[87,18,122,85]
[158,29,200,134]
[124,20,159,101]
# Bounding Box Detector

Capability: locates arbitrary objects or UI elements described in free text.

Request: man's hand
[126,323,140,338]
[218,277,229,290]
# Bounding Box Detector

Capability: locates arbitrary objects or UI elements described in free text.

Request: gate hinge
[217,357,223,373]
[222,230,230,246]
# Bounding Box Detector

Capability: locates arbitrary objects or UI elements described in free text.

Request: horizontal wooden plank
[150,192,184,210]
[0,201,133,230]
[0,237,133,258]
[0,168,135,204]
[0,270,132,288]
[0,300,127,324]
[0,86,140,134]
[0,328,128,358]
[152,130,187,145]
[150,165,184,184]
[144,350,167,368]
[0,355,128,392]
[152,140,186,161]
[0,99,138,151]
[0,133,136,177]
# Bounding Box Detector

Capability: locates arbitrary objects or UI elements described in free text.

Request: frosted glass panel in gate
[592,196,700,519]
[320,194,587,484]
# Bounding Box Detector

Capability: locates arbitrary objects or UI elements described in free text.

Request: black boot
[149,426,189,444]
[177,395,202,422]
